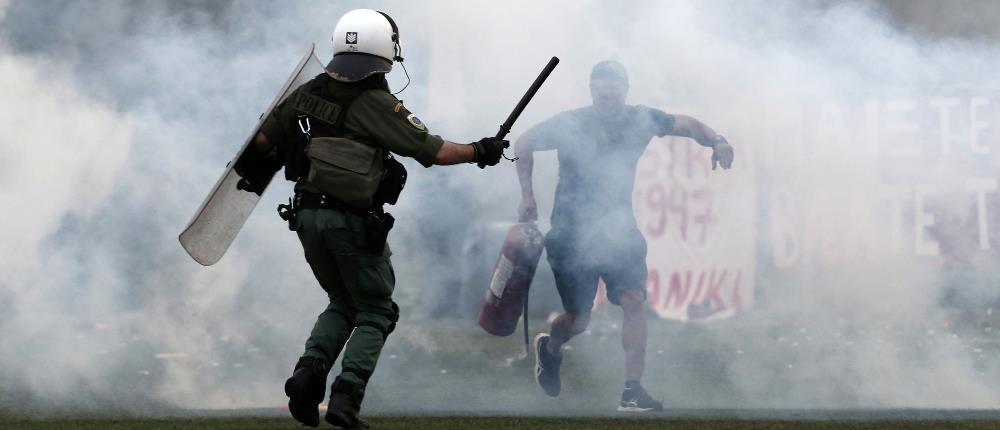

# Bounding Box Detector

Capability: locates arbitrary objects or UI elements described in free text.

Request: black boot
[325,376,368,429]
[284,356,330,427]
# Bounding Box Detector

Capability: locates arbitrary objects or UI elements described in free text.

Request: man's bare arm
[670,115,722,146]
[515,134,539,221]
[433,140,477,165]
[516,135,536,199]
[669,115,734,170]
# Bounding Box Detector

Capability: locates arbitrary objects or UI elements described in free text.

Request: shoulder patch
[406,113,426,131]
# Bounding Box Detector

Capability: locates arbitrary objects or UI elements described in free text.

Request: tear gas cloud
[2,0,1000,415]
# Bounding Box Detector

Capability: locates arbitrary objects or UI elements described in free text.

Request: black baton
[496,56,560,142]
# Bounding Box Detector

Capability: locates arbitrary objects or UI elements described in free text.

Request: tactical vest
[286,73,407,208]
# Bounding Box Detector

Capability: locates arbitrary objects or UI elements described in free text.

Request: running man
[515,60,734,412]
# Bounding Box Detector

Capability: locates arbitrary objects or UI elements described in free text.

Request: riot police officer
[249,9,507,428]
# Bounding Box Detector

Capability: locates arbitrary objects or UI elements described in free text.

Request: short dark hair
[590,60,628,85]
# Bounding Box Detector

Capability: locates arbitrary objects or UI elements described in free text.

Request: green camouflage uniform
[260,75,442,390]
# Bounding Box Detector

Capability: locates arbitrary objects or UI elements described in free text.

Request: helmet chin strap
[390,38,409,95]
[391,61,410,95]
[375,10,409,95]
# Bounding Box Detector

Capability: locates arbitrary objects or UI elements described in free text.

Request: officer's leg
[336,254,396,387]
[321,214,396,428]
[302,294,356,361]
[285,209,357,427]
[298,209,357,364]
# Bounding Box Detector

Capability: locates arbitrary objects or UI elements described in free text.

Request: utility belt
[278,191,395,253]
[293,191,377,217]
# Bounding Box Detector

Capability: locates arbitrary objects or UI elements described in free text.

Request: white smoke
[0,17,136,409]
[3,0,1000,415]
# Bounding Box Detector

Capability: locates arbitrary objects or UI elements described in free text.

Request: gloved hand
[710,136,734,170]
[471,137,508,168]
[234,149,282,194]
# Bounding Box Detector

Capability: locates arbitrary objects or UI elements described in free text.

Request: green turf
[2,416,1000,430]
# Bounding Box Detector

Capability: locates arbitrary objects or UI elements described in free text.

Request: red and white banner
[630,137,757,322]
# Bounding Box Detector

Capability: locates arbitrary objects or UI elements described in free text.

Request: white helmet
[327,9,402,82]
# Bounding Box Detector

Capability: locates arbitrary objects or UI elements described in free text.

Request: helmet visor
[326,53,392,82]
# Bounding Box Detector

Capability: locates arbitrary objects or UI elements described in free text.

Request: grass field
[4,313,1000,429]
[3,415,1000,430]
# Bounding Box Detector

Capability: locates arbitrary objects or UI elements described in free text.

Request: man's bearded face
[590,78,628,110]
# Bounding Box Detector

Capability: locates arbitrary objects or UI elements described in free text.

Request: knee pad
[354,307,396,341]
[386,301,400,335]
[326,302,358,328]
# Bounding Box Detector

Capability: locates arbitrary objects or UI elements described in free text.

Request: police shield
[179,44,325,266]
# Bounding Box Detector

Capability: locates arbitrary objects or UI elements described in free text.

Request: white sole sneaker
[533,332,563,397]
[533,332,548,390]
[617,404,656,412]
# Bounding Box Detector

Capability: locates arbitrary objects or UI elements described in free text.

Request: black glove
[470,137,508,168]
[234,148,282,194]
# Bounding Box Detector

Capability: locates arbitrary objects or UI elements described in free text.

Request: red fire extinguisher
[479,223,545,338]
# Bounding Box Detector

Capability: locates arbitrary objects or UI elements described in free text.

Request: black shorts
[545,228,648,315]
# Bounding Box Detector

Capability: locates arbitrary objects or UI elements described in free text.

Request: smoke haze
[3,0,1000,416]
